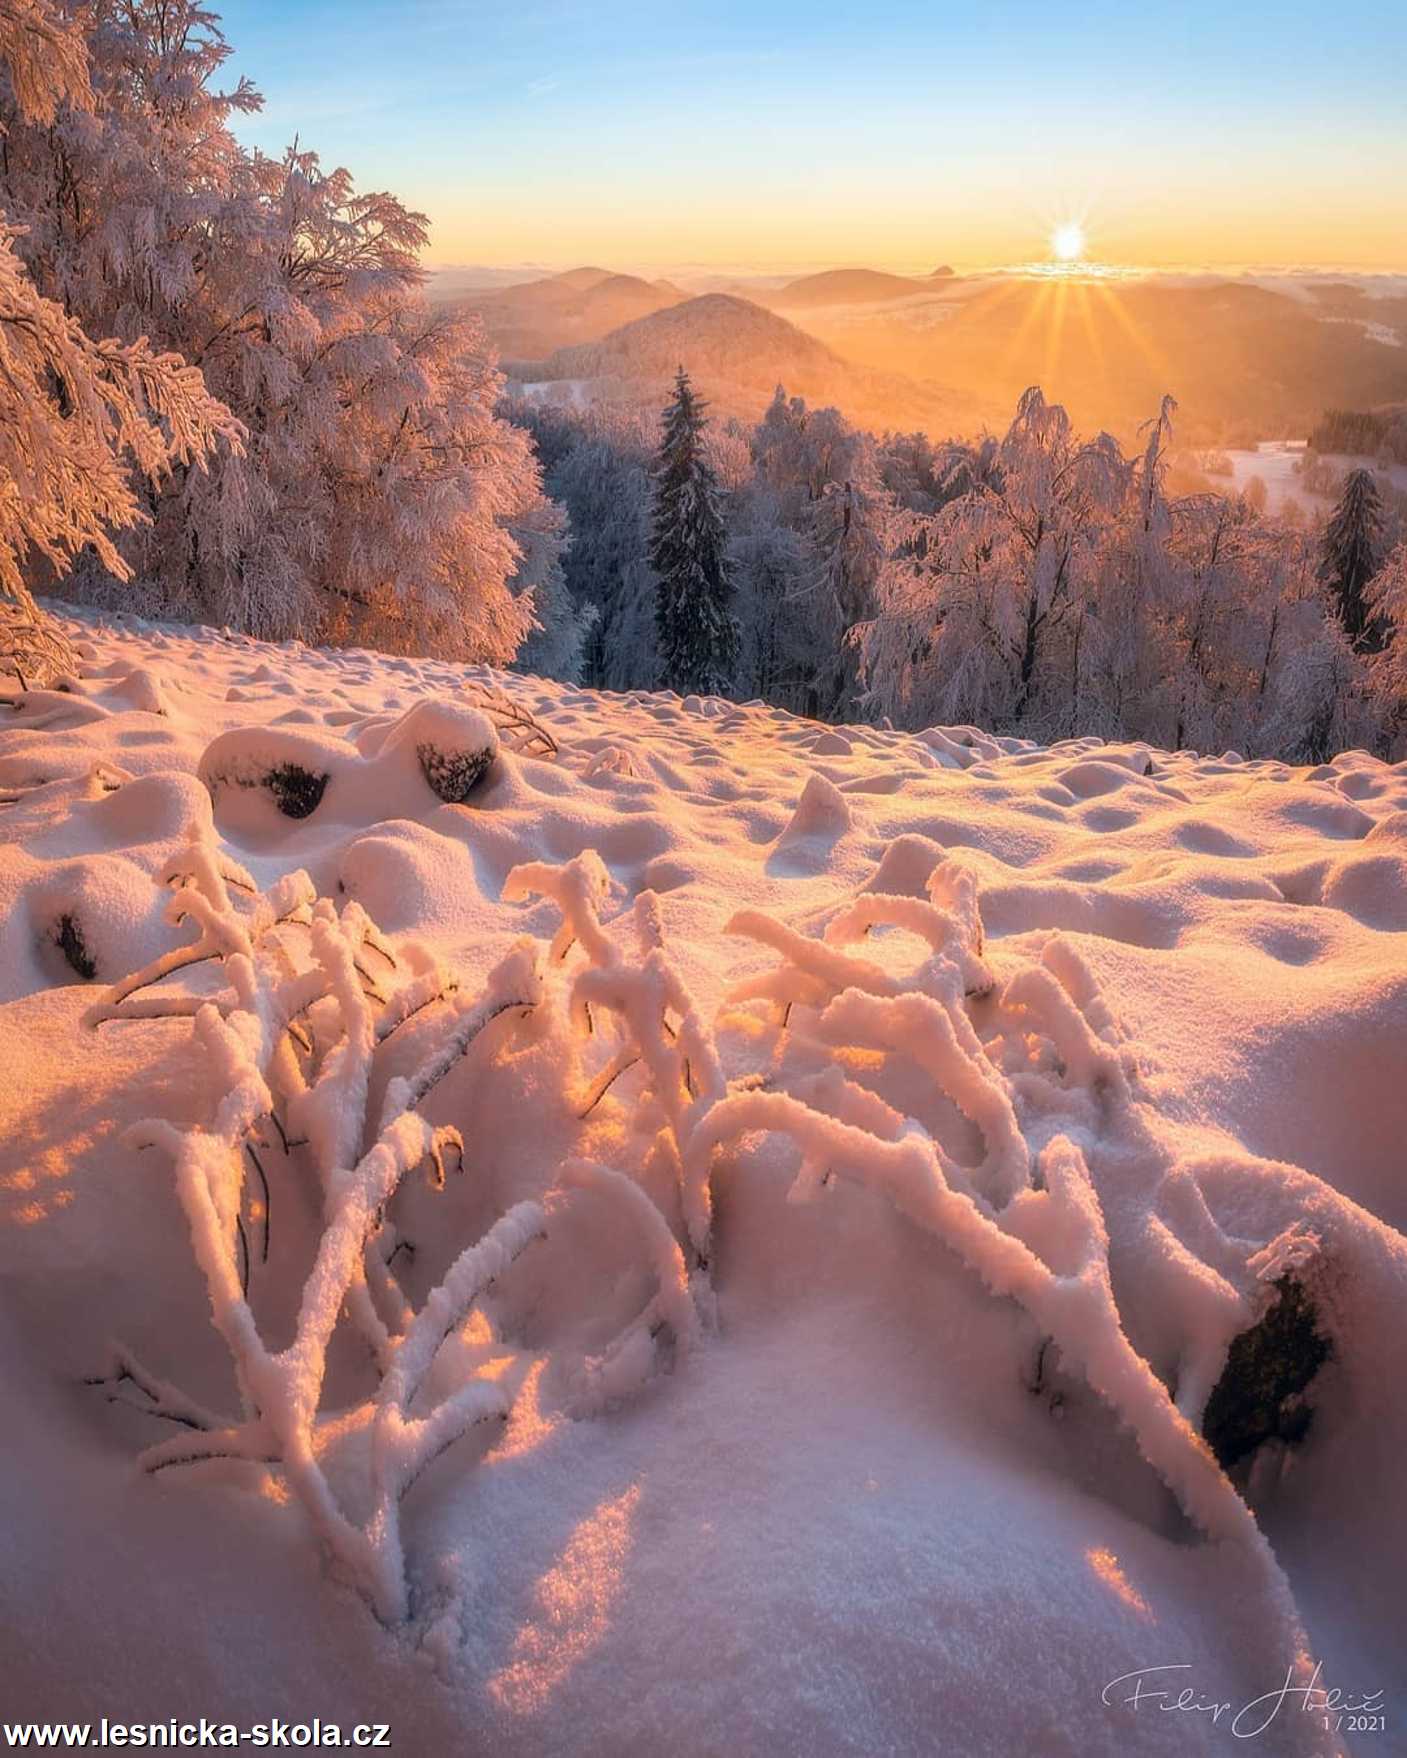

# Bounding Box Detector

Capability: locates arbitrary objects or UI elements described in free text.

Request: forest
[3,0,1407,763]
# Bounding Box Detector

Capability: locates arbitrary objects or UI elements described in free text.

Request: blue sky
[219,0,1407,270]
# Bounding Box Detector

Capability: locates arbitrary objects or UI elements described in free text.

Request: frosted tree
[984,388,1129,725]
[510,490,595,682]
[809,474,894,719]
[517,401,658,690]
[752,386,867,512]
[729,486,817,711]
[856,389,1127,735]
[0,0,567,662]
[0,0,240,684]
[1366,545,1407,753]
[1319,468,1384,650]
[878,428,991,514]
[650,368,737,696]
[0,0,88,121]
[745,388,884,717]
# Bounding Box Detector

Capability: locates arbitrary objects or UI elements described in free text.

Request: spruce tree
[1320,467,1384,649]
[650,368,738,695]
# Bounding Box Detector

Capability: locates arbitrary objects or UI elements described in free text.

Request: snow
[1217,440,1407,516]
[2,603,1405,1752]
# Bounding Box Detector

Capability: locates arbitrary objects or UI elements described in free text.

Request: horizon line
[421,257,1407,281]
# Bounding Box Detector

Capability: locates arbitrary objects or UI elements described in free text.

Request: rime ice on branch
[89,830,548,1622]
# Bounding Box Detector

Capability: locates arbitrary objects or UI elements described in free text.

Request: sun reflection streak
[1085,1546,1154,1622]
[488,1482,642,1714]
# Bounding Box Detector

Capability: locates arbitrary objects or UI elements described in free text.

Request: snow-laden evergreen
[1319,466,1385,649]
[649,369,739,696]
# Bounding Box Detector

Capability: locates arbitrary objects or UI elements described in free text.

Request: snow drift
[1,605,1404,1755]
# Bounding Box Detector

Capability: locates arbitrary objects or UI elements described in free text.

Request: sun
[1051,221,1086,263]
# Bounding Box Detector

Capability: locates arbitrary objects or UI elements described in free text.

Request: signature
[1102,1663,1386,1738]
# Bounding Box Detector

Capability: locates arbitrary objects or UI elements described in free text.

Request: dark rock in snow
[52,912,96,980]
[1202,1274,1332,1469]
[379,701,500,803]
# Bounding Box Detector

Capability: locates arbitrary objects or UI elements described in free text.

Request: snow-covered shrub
[87,834,552,1621]
[457,680,559,760]
[83,825,1335,1665]
[86,832,722,1619]
[686,848,1315,1611]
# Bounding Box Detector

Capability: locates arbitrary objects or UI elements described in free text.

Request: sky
[219,0,1407,274]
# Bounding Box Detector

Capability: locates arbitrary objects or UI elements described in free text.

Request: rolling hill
[761,267,951,308]
[450,268,687,361]
[512,292,978,434]
[451,262,1407,447]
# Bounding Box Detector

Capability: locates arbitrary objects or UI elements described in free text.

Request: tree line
[3,0,1406,760]
[523,375,1407,760]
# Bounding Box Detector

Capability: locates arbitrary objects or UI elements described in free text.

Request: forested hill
[515,293,976,435]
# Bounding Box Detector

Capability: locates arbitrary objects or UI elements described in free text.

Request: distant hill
[762,268,940,308]
[452,269,687,360]
[767,274,1407,444]
[551,267,616,291]
[535,294,841,381]
[458,263,1407,448]
[425,264,551,302]
[513,293,977,435]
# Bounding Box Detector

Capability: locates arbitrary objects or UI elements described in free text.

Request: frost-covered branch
[555,1159,703,1416]
[506,851,727,1263]
[92,844,551,1621]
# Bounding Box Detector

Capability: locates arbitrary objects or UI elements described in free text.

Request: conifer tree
[1320,467,1384,649]
[649,368,737,696]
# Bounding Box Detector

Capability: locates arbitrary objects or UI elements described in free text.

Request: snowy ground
[2,606,1405,1755]
[1218,442,1407,518]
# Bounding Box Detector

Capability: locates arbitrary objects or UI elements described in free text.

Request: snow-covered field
[2,607,1405,1755]
[1219,442,1407,518]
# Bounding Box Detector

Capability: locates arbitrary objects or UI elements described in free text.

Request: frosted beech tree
[809,473,895,719]
[729,487,817,711]
[849,387,1377,756]
[0,0,240,683]
[511,490,594,682]
[0,0,88,122]
[856,388,1127,734]
[515,400,658,690]
[752,386,868,514]
[746,388,885,716]
[1366,546,1407,752]
[650,368,737,696]
[0,0,565,661]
